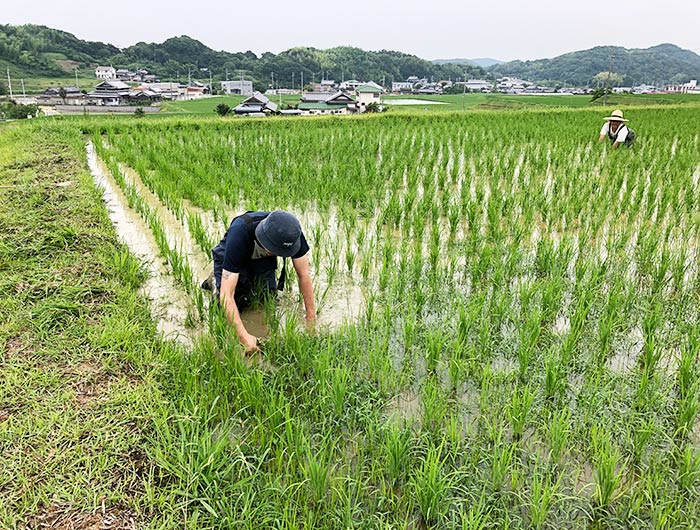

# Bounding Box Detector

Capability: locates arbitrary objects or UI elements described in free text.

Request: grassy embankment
[0,122,188,528]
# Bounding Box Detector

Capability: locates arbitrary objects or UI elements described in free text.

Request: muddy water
[118,165,211,281]
[386,389,421,423]
[87,142,198,346]
[90,144,368,343]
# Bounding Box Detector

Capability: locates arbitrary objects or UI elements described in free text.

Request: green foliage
[214,102,231,116]
[0,101,38,119]
[491,43,700,85]
[133,106,145,118]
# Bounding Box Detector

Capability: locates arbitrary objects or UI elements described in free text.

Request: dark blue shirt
[221,211,309,274]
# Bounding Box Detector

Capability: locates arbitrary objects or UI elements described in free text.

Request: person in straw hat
[598,109,635,149]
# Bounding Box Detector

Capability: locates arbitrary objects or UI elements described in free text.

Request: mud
[386,389,421,423]
[87,142,199,347]
[90,144,367,346]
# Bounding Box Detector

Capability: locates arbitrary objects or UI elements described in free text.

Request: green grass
[0,122,182,528]
[159,95,246,114]
[3,104,700,528]
[2,75,98,95]
[383,92,700,113]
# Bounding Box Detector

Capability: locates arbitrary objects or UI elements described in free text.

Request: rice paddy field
[2,104,700,528]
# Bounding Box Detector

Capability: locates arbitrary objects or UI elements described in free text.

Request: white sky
[3,0,699,62]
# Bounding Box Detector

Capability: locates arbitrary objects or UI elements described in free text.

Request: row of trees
[0,101,39,120]
[491,44,700,86]
[0,25,487,90]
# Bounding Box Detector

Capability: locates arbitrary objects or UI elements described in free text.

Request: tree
[58,87,67,104]
[590,87,611,102]
[215,103,232,116]
[134,107,145,118]
[0,101,38,119]
[365,102,381,113]
[592,71,624,87]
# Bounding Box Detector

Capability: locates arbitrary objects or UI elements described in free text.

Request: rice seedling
[410,442,453,526]
[590,424,626,513]
[35,105,697,528]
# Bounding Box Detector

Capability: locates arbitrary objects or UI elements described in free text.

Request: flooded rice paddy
[80,109,700,528]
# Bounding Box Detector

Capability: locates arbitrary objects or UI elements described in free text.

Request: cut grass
[0,122,180,528]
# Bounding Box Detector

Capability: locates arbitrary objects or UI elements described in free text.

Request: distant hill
[489,43,700,85]
[0,24,485,92]
[433,58,504,68]
[470,58,504,68]
[2,24,697,91]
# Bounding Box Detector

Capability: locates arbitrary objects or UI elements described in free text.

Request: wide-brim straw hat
[603,109,629,122]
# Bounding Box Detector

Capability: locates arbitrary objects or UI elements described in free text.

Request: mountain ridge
[1,24,698,90]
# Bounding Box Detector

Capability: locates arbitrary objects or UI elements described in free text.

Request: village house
[84,80,161,106]
[355,84,382,111]
[496,77,529,92]
[234,92,278,115]
[298,91,356,115]
[221,80,254,96]
[310,79,337,92]
[85,80,130,105]
[37,86,85,105]
[95,66,116,80]
[665,79,699,94]
[183,82,211,100]
[392,81,414,93]
[144,82,182,100]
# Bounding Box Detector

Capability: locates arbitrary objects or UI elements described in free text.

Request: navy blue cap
[255,210,302,258]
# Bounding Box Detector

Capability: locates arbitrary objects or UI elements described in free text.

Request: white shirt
[600,122,629,143]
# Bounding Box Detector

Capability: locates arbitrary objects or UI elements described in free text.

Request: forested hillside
[2,24,698,90]
[490,44,700,86]
[0,24,484,90]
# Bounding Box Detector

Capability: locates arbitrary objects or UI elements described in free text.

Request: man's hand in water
[242,332,259,354]
[305,315,317,333]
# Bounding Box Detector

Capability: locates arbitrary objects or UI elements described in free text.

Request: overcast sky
[3,0,699,62]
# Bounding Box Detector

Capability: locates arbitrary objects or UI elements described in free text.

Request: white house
[392,81,414,93]
[298,91,356,115]
[95,66,116,80]
[355,84,382,111]
[462,79,492,92]
[666,79,699,94]
[221,80,254,96]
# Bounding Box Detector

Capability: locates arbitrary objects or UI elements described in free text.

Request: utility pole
[74,66,79,89]
[301,71,304,93]
[21,78,25,97]
[209,69,213,94]
[603,48,615,106]
[462,71,467,111]
[7,68,13,99]
[226,68,229,81]
[292,72,295,92]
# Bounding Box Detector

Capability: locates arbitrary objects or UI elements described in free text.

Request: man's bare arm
[292,255,316,320]
[220,269,258,351]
